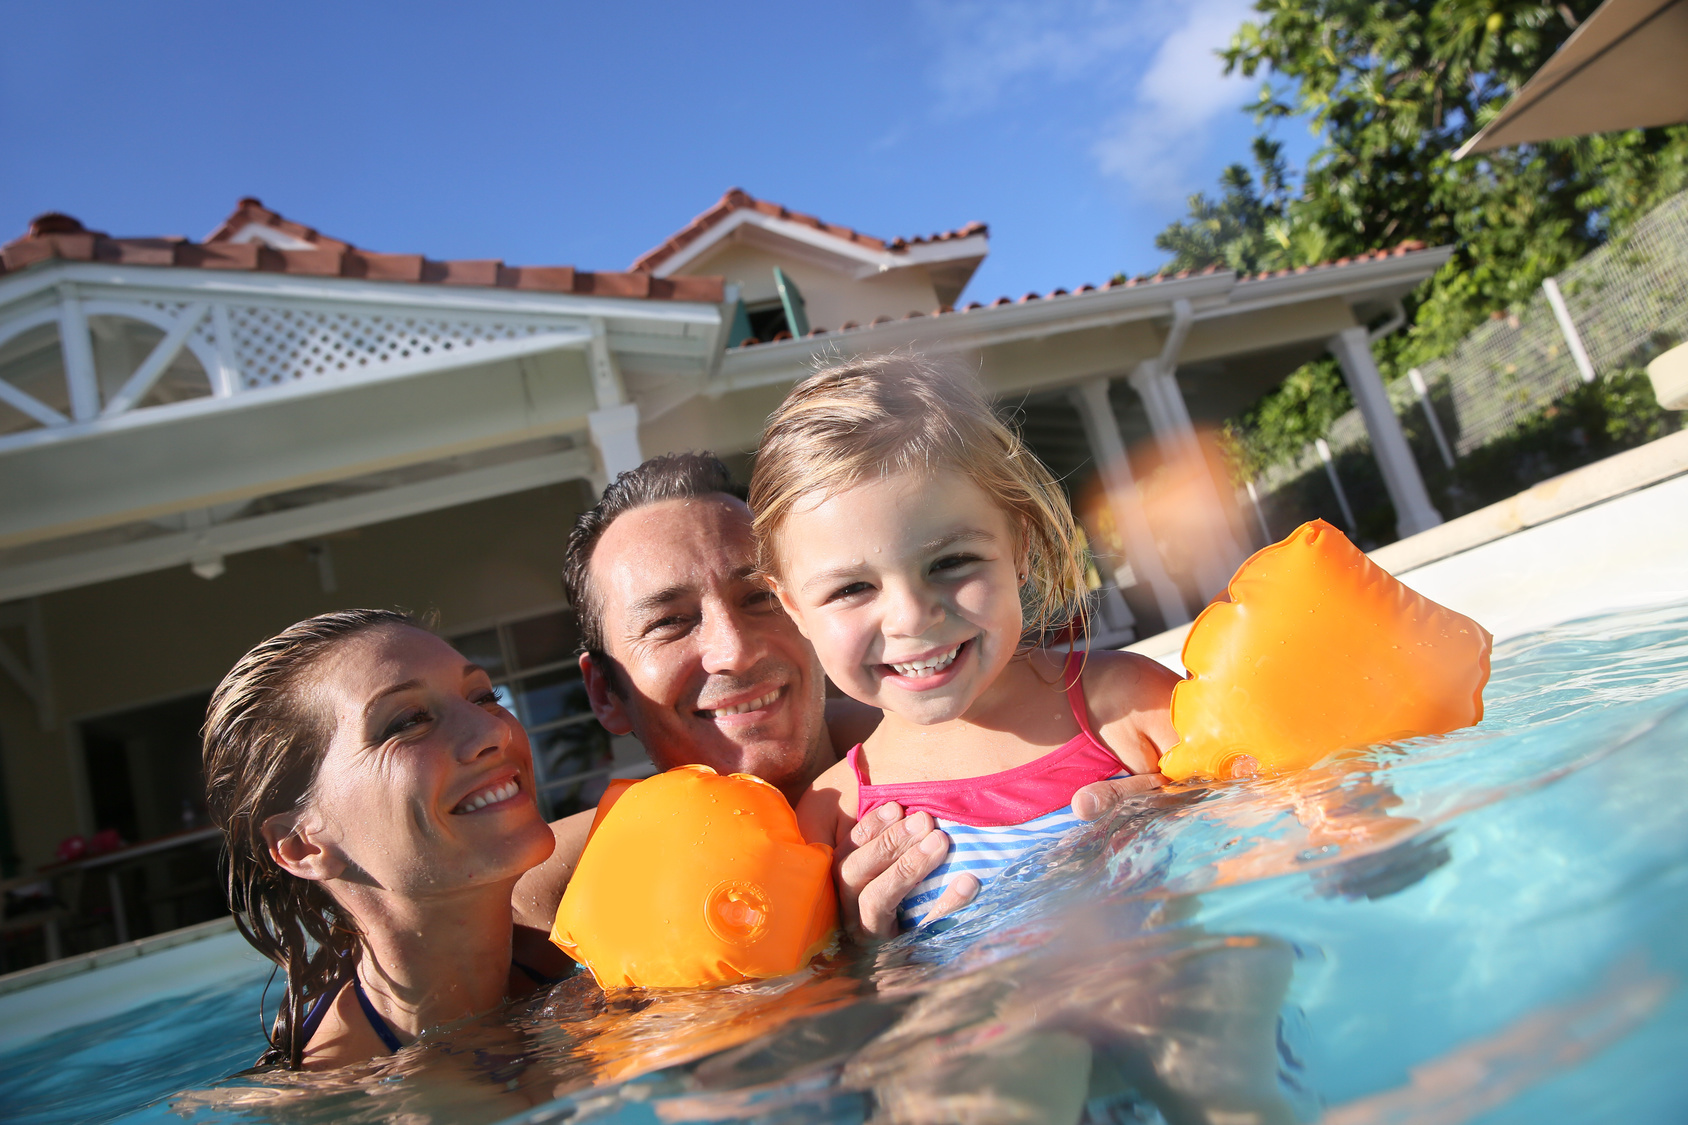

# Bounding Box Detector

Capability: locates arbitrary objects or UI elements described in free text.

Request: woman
[204,609,573,1070]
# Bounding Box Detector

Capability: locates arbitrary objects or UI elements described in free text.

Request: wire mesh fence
[1252,188,1688,534]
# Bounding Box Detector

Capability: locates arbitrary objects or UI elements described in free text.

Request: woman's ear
[579,652,634,735]
[262,809,345,882]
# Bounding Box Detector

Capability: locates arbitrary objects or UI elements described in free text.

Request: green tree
[1157,137,1294,275]
[1164,0,1688,478]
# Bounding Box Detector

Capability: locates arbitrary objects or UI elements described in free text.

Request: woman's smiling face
[303,625,555,897]
[771,470,1027,726]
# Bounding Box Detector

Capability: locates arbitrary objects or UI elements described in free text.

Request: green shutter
[774,267,810,338]
[726,299,755,348]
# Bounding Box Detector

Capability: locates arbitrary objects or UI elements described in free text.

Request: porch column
[1326,326,1443,538]
[1126,360,1246,596]
[1126,359,1199,463]
[588,403,643,485]
[1068,378,1188,628]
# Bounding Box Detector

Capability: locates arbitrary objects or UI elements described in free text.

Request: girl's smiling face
[770,470,1027,726]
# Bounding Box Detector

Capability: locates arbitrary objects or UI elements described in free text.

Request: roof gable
[633,188,988,283]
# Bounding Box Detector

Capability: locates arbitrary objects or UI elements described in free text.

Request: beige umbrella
[1454,0,1688,158]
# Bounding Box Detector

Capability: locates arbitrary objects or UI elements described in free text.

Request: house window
[744,300,792,342]
[448,607,647,819]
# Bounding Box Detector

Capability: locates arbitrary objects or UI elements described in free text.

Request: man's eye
[643,614,694,638]
[744,589,779,611]
[383,708,430,739]
[826,581,872,603]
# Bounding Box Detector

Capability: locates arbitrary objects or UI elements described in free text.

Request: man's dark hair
[563,451,747,662]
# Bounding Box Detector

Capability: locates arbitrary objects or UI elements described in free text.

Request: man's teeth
[704,689,779,718]
[890,645,961,678]
[456,779,518,813]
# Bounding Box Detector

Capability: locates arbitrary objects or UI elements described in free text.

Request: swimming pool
[2,594,1684,1125]
[3,456,1686,1125]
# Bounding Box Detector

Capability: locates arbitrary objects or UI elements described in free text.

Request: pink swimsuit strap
[851,651,1130,829]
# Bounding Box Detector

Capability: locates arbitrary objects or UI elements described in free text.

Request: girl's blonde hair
[749,353,1089,641]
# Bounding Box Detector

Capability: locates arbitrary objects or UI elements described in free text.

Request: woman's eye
[383,709,431,739]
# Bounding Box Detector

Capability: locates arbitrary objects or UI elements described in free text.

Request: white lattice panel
[224,306,566,389]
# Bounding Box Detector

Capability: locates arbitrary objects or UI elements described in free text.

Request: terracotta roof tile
[204,196,354,252]
[632,187,987,273]
[886,221,989,251]
[1,203,723,303]
[1239,240,1431,282]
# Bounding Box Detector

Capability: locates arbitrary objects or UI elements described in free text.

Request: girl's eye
[931,553,982,573]
[826,581,872,604]
[383,708,431,739]
[474,688,503,708]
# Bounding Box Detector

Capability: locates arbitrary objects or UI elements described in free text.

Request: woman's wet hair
[203,608,419,1069]
[748,353,1089,641]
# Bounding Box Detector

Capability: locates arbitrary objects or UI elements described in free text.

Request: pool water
[5,601,1688,1125]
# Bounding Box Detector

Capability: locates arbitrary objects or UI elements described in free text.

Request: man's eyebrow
[364,679,421,717]
[626,585,694,621]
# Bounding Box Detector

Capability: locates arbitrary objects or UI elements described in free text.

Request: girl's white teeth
[891,645,961,678]
[456,778,519,813]
[705,689,779,718]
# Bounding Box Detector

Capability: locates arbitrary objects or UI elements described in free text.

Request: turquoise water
[5,601,1687,1124]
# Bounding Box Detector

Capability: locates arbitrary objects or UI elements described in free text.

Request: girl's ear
[768,578,812,639]
[262,809,345,882]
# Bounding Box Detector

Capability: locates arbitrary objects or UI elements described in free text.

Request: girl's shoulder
[796,752,861,848]
[1072,648,1182,771]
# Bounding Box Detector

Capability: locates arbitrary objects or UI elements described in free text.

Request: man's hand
[835,802,979,940]
[1071,772,1167,821]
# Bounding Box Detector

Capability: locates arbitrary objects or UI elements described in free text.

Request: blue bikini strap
[352,974,405,1054]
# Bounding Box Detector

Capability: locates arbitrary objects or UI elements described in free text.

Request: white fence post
[1407,367,1458,469]
[1315,438,1359,535]
[1542,277,1597,384]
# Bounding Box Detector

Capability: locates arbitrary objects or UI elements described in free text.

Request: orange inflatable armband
[550,764,837,989]
[1160,520,1491,782]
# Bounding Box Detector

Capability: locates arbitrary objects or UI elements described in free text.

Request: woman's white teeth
[456,778,518,813]
[891,645,961,677]
[706,690,779,718]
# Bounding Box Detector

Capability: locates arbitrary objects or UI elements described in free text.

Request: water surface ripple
[7,602,1688,1125]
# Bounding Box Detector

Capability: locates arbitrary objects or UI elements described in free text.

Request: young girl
[749,355,1182,930]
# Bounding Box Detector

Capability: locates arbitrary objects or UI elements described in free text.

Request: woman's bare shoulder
[299,983,381,1071]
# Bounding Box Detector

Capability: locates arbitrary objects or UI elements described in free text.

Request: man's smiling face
[580,493,831,802]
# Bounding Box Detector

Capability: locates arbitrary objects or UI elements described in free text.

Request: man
[513,453,1160,938]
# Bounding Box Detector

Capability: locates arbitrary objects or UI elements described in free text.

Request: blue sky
[0,1,1319,304]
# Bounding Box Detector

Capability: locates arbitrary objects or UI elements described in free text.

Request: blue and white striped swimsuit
[893,793,1125,928]
[849,656,1135,929]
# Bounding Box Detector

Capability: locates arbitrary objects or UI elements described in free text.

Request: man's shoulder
[510,807,598,930]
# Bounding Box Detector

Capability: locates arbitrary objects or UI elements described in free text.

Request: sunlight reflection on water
[9,602,1688,1125]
